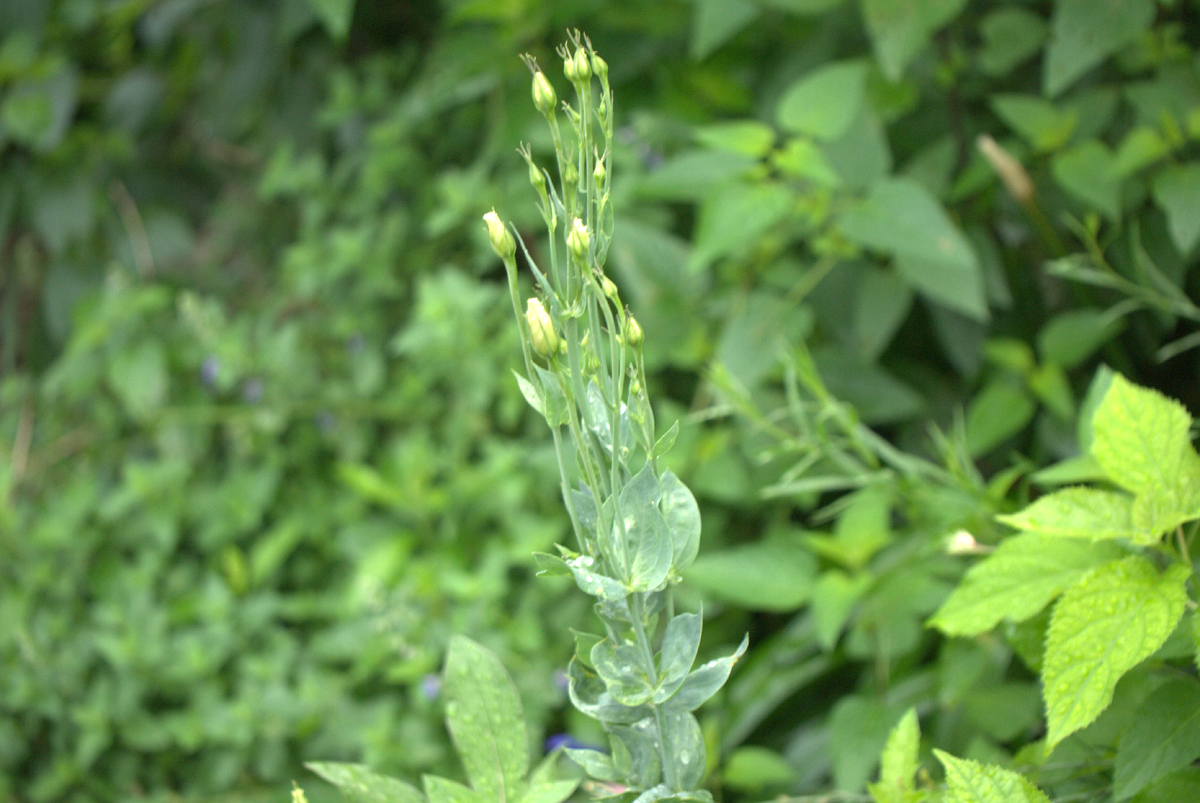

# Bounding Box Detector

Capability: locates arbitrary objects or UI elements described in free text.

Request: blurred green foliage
[1,0,1198,802]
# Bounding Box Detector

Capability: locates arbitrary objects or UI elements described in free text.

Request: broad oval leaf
[656,611,702,703]
[664,635,748,712]
[592,637,655,707]
[935,750,1051,803]
[661,471,700,573]
[1043,557,1190,750]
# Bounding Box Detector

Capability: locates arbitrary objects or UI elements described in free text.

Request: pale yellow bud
[600,274,618,301]
[482,210,515,260]
[567,218,590,261]
[591,53,608,83]
[525,298,560,357]
[572,49,591,82]
[532,71,557,115]
[977,135,1034,204]
[624,315,643,347]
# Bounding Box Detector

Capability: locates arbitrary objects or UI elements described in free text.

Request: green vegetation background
[1,1,1197,801]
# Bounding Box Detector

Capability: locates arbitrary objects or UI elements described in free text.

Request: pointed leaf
[306,762,425,803]
[860,0,967,80]
[868,708,920,803]
[929,533,1125,636]
[1043,557,1189,750]
[1114,678,1200,800]
[935,751,1051,803]
[1152,162,1200,254]
[592,637,655,707]
[661,471,701,573]
[619,466,673,592]
[568,657,652,724]
[1043,0,1156,96]
[657,611,703,703]
[665,636,748,711]
[424,776,485,803]
[996,487,1144,542]
[443,636,527,801]
[776,61,867,141]
[564,747,620,782]
[664,710,707,790]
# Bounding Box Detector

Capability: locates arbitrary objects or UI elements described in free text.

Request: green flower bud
[482,209,515,260]
[567,218,590,261]
[532,71,556,115]
[529,160,546,194]
[600,274,618,301]
[593,156,606,189]
[624,315,643,347]
[525,298,559,357]
[572,49,591,82]
[591,52,608,82]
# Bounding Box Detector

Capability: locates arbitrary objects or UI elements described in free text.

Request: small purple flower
[242,378,263,403]
[545,733,600,753]
[200,355,221,388]
[552,669,570,693]
[420,674,441,700]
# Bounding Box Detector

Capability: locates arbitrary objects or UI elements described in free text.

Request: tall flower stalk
[485,31,745,803]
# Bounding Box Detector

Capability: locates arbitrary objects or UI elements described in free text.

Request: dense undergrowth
[1,1,1198,802]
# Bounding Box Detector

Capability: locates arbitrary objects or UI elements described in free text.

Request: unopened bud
[567,218,590,261]
[572,49,591,82]
[525,298,560,357]
[529,161,546,194]
[600,274,618,301]
[483,210,515,260]
[593,157,606,189]
[591,53,608,83]
[624,315,643,348]
[977,135,1034,204]
[532,71,557,116]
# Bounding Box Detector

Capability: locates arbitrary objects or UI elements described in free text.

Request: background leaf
[1114,678,1200,800]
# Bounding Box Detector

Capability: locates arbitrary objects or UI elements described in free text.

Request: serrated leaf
[929,533,1125,636]
[1043,557,1189,750]
[306,762,425,803]
[996,487,1145,542]
[935,751,1051,803]
[1114,678,1200,800]
[657,611,703,703]
[868,708,920,803]
[443,636,527,800]
[665,635,748,712]
[661,470,700,573]
[776,60,867,141]
[1091,374,1200,530]
[1043,0,1156,96]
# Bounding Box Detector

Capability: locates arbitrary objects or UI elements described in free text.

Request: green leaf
[1044,0,1156,96]
[686,540,817,611]
[664,710,707,790]
[929,533,1125,636]
[619,465,674,592]
[592,637,655,707]
[811,570,871,649]
[517,779,578,803]
[990,95,1077,152]
[305,0,355,39]
[1037,308,1125,369]
[306,762,425,803]
[935,751,1051,803]
[634,150,757,202]
[1052,140,1121,219]
[824,107,892,190]
[723,746,797,793]
[978,8,1048,77]
[107,340,168,421]
[690,0,760,60]
[996,487,1144,543]
[423,776,484,803]
[442,636,527,800]
[1152,163,1200,254]
[839,177,986,320]
[965,380,1035,456]
[567,658,652,725]
[657,611,702,703]
[772,137,841,186]
[689,181,792,272]
[661,470,701,573]
[1043,557,1190,750]
[1091,374,1200,532]
[1114,678,1200,800]
[564,747,620,782]
[852,266,913,362]
[665,635,748,711]
[693,121,776,157]
[828,696,896,792]
[860,0,967,80]
[776,60,867,141]
[868,708,919,803]
[565,556,628,602]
